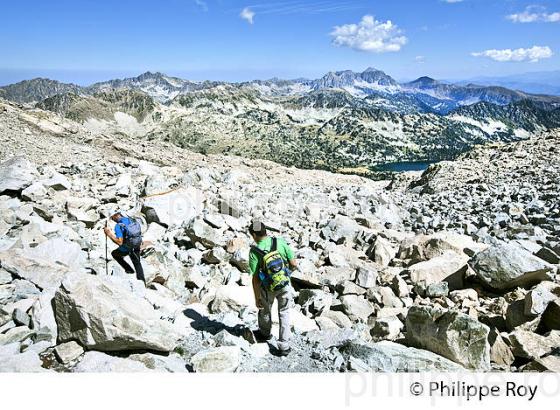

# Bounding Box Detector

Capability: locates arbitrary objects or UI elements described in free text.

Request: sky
[0,0,559,85]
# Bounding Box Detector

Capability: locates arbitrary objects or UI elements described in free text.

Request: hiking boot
[278,347,291,357]
[253,330,273,343]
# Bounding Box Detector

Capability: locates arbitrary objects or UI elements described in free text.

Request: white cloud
[441,0,464,3]
[415,55,425,63]
[240,7,255,24]
[471,46,553,63]
[194,0,208,12]
[507,6,560,23]
[330,15,408,53]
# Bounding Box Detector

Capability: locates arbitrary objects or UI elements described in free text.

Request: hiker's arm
[103,227,124,246]
[249,251,264,308]
[288,258,298,271]
[283,240,298,271]
[252,274,264,309]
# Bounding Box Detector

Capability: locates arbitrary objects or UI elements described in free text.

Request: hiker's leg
[276,286,292,352]
[257,287,272,338]
[111,249,134,273]
[129,248,146,283]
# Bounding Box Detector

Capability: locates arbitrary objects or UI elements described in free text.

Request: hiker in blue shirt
[103,211,145,284]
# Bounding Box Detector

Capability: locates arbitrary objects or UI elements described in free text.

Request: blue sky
[0,0,559,85]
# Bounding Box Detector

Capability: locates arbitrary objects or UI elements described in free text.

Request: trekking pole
[105,219,109,276]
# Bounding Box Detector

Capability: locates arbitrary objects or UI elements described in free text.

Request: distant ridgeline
[2,69,559,176]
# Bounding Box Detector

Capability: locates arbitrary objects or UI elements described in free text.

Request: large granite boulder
[190,346,241,372]
[0,249,70,290]
[340,340,465,372]
[74,351,153,372]
[469,243,554,291]
[0,156,37,194]
[407,251,469,289]
[54,272,182,352]
[142,187,204,229]
[405,305,491,370]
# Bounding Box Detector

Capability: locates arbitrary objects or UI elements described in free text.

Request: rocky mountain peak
[312,68,398,91]
[408,76,440,88]
[0,78,83,104]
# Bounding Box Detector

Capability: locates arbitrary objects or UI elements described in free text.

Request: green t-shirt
[248,236,295,276]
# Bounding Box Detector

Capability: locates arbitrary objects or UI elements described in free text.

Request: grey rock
[21,236,87,272]
[30,289,58,345]
[21,182,47,201]
[0,326,35,346]
[355,266,377,288]
[507,330,556,360]
[391,274,409,297]
[524,284,557,316]
[542,300,560,331]
[43,171,71,191]
[338,280,367,296]
[321,310,353,328]
[202,247,228,264]
[426,282,449,298]
[190,346,241,372]
[211,285,254,314]
[376,286,404,308]
[213,330,251,350]
[506,300,537,331]
[0,156,37,194]
[67,207,99,228]
[0,270,12,285]
[203,213,226,229]
[322,215,361,244]
[407,251,468,290]
[340,295,374,322]
[0,349,48,372]
[113,173,131,196]
[54,341,84,364]
[186,217,226,248]
[340,340,464,372]
[405,305,491,370]
[470,243,554,291]
[306,328,359,349]
[142,187,203,229]
[523,355,560,372]
[12,308,30,327]
[128,352,188,372]
[367,237,396,267]
[490,332,514,367]
[535,247,560,264]
[298,289,332,316]
[74,351,152,372]
[370,316,403,341]
[0,249,69,291]
[54,272,181,352]
[398,232,487,263]
[328,249,349,268]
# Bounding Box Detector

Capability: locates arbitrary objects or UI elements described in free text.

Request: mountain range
[1,68,559,174]
[460,71,560,96]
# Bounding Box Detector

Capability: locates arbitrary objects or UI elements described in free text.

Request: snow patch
[450,115,508,135]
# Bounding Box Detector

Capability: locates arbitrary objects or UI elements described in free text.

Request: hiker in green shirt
[248,220,297,356]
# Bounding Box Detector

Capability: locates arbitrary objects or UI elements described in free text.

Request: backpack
[119,218,143,250]
[251,237,290,291]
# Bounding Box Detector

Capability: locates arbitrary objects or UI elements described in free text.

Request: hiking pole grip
[105,219,109,276]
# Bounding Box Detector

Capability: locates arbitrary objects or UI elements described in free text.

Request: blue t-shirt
[114,217,133,252]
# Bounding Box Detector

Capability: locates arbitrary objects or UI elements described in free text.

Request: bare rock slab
[470,243,554,291]
[54,272,181,352]
[405,305,491,370]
